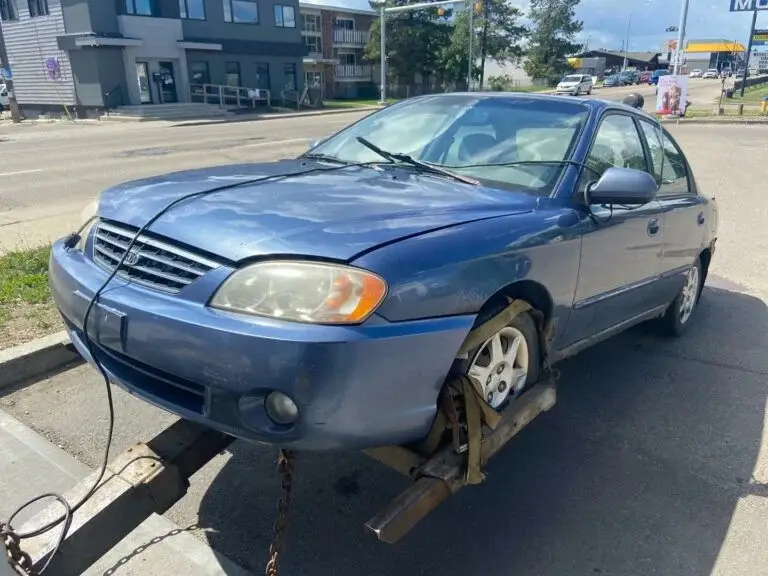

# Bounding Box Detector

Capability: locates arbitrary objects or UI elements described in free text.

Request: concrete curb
[168,105,382,127]
[0,331,83,392]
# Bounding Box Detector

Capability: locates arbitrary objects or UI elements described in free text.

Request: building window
[283,63,297,91]
[0,0,17,21]
[304,35,321,55]
[223,0,258,23]
[273,4,295,27]
[179,0,205,19]
[189,61,210,95]
[28,0,49,17]
[255,62,270,91]
[124,0,154,16]
[338,52,356,66]
[333,17,353,30]
[302,13,319,33]
[225,61,241,87]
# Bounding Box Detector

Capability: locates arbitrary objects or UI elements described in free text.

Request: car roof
[406,91,654,118]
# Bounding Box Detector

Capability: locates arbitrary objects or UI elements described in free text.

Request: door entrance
[158,61,178,104]
[136,62,151,104]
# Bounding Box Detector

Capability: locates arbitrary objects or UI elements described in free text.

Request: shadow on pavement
[197,279,766,575]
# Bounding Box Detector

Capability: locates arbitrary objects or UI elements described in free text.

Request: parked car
[639,71,652,83]
[702,69,719,79]
[649,69,670,86]
[603,74,622,87]
[0,84,8,110]
[555,74,593,95]
[50,93,718,450]
[735,68,750,78]
[689,69,702,78]
[619,70,640,85]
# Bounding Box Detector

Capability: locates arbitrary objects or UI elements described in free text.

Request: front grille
[92,221,220,294]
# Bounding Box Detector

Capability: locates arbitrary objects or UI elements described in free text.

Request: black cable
[4,158,373,571]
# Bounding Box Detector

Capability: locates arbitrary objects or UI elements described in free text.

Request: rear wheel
[458,311,541,409]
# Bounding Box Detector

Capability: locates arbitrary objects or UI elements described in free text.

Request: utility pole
[379,2,386,103]
[0,26,22,123]
[467,2,473,90]
[740,8,758,97]
[672,0,690,75]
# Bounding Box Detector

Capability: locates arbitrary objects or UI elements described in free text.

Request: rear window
[563,75,582,82]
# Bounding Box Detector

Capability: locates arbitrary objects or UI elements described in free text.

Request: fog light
[265,391,299,425]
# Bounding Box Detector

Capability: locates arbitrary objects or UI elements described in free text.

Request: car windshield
[562,75,581,82]
[307,95,590,196]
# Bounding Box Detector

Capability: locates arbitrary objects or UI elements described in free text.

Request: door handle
[697,212,706,226]
[647,218,660,236]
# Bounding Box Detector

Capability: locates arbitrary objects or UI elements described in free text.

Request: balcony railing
[333,28,369,46]
[335,64,372,80]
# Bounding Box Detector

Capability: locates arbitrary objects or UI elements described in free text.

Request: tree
[365,2,452,89]
[440,1,526,89]
[523,0,583,83]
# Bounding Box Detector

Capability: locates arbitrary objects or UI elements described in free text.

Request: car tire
[587,86,592,95]
[453,309,541,409]
[660,257,703,337]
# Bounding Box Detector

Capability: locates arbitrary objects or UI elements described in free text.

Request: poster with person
[656,74,688,117]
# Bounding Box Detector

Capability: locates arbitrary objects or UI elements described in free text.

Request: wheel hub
[467,326,529,408]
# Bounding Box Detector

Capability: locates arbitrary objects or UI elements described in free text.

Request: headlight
[74,200,99,251]
[210,261,388,324]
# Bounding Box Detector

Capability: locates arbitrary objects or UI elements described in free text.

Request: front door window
[158,61,178,103]
[136,62,151,104]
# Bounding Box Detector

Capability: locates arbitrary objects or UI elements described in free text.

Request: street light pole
[467,2,473,90]
[379,2,386,103]
[622,13,633,71]
[672,0,690,75]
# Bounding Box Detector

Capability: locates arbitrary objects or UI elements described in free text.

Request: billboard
[753,29,768,46]
[729,0,768,11]
[656,75,688,117]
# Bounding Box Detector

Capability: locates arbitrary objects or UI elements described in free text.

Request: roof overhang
[177,41,223,51]
[58,34,143,50]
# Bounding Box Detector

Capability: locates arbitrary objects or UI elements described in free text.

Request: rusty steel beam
[365,381,556,544]
[19,419,234,576]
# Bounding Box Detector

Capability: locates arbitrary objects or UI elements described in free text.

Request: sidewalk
[0,408,252,575]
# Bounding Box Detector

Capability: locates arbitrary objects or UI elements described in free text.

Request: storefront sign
[753,29,768,45]
[729,0,768,12]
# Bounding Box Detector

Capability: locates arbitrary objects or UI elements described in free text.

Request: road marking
[0,168,43,177]
[244,137,313,148]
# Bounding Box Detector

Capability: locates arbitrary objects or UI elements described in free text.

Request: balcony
[333,28,369,47]
[335,64,372,82]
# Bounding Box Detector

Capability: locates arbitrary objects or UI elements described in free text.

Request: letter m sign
[730,0,768,11]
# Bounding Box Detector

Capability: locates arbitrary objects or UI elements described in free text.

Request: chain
[264,450,297,576]
[1,523,36,576]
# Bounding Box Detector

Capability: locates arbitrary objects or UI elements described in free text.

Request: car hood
[97,159,537,262]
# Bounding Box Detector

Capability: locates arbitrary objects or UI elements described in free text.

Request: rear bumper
[49,239,475,450]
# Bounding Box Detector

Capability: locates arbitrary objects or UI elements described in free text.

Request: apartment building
[300,0,377,99]
[0,0,306,115]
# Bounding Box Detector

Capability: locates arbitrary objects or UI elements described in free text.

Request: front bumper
[49,239,475,450]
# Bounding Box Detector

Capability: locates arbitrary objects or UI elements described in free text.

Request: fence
[190,84,271,108]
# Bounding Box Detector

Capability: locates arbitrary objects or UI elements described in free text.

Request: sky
[301,0,768,52]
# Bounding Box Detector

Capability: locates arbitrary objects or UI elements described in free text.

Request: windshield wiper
[355,136,479,186]
[432,159,602,176]
[300,152,349,164]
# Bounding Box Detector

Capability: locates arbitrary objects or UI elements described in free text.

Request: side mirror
[588,167,658,205]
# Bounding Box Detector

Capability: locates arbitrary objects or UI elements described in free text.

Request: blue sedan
[49,93,718,450]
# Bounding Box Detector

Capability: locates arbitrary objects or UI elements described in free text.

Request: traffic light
[438,6,445,15]
[474,1,483,13]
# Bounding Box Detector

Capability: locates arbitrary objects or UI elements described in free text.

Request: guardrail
[335,64,372,80]
[333,28,369,46]
[190,84,271,108]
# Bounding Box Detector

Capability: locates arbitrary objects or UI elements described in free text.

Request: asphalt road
[0,79,725,251]
[1,123,766,575]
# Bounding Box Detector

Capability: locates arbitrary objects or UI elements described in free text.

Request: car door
[560,112,665,347]
[637,120,708,303]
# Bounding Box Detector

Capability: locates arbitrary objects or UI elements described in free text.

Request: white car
[702,69,719,79]
[0,84,9,110]
[689,69,702,78]
[555,74,593,96]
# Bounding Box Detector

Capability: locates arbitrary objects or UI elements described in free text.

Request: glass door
[136,62,151,104]
[158,61,178,103]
